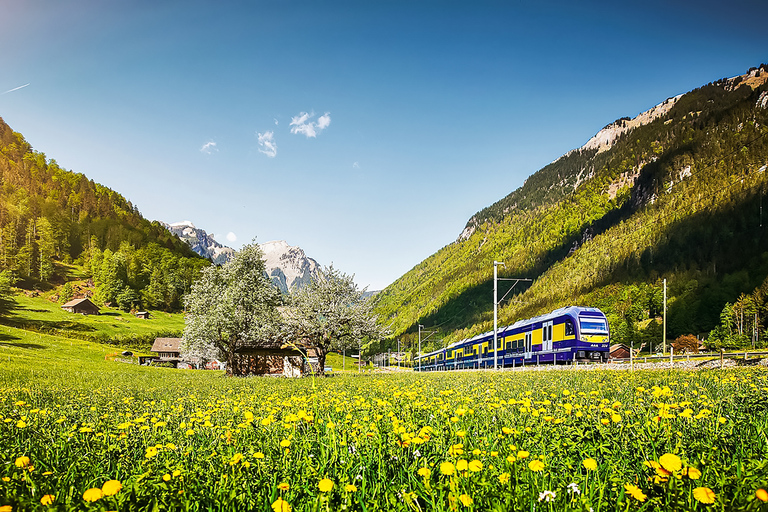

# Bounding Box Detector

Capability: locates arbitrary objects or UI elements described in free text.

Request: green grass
[1,292,184,350]
[1,332,767,511]
[1,291,767,511]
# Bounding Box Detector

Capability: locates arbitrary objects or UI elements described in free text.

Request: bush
[672,334,700,354]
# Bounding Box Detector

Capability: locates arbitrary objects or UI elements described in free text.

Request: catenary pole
[493,261,503,370]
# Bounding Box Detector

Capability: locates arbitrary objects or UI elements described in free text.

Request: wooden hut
[135,311,151,319]
[609,343,631,359]
[232,341,320,377]
[61,298,100,315]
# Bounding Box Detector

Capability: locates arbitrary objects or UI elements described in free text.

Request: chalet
[151,337,182,363]
[61,298,100,315]
[232,341,320,377]
[135,311,151,319]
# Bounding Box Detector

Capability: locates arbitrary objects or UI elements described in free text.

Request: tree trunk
[317,346,327,376]
[226,347,236,376]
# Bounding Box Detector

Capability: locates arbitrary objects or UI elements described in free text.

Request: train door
[542,321,553,352]
[524,331,533,359]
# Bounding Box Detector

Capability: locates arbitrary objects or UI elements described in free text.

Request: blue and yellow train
[414,306,610,371]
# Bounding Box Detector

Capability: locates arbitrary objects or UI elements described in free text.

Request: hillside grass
[0,291,184,350]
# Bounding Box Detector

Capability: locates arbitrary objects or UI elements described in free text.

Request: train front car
[571,307,610,362]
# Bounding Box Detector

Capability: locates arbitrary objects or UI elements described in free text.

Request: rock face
[161,222,321,293]
[260,240,321,294]
[160,221,235,265]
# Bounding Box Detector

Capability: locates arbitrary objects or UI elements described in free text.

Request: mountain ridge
[374,63,768,353]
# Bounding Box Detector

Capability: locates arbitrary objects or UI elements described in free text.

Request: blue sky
[1,0,765,290]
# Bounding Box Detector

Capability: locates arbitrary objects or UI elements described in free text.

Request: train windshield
[579,318,608,333]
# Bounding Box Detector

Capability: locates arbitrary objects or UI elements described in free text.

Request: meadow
[1,326,768,512]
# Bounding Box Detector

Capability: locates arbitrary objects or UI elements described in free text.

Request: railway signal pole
[493,261,532,370]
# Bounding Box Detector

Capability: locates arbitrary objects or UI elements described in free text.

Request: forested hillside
[374,65,768,353]
[0,117,209,311]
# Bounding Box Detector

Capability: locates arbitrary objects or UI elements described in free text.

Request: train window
[580,318,608,333]
[565,320,574,336]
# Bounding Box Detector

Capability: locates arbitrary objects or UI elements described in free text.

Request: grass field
[1,324,768,511]
[1,293,184,351]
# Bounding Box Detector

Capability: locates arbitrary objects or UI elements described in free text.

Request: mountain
[260,240,321,294]
[160,221,235,265]
[374,64,768,352]
[160,223,321,294]
[0,117,208,312]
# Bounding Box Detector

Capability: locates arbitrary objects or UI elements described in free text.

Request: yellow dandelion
[456,459,469,471]
[101,480,122,496]
[686,467,702,480]
[145,446,158,459]
[279,439,291,448]
[417,467,431,478]
[659,453,682,473]
[14,456,30,468]
[345,484,357,492]
[0,506,11,512]
[440,461,456,476]
[83,488,103,502]
[277,482,290,491]
[582,458,598,471]
[40,495,55,506]
[517,450,529,459]
[528,460,545,472]
[468,460,483,472]
[459,494,473,506]
[755,489,768,502]
[692,487,716,504]
[271,497,291,512]
[318,478,334,493]
[624,483,647,502]
[498,472,510,484]
[163,474,171,482]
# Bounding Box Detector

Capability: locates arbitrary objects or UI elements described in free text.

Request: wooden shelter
[61,297,100,315]
[609,343,631,359]
[135,311,151,319]
[232,341,320,377]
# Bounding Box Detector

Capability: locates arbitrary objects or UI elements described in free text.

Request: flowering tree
[182,242,281,375]
[284,265,387,374]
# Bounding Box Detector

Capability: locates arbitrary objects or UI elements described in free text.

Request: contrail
[1,83,30,95]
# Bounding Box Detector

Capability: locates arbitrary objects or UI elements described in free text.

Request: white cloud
[274,118,279,126]
[353,161,360,169]
[226,232,237,242]
[289,111,331,138]
[257,131,277,158]
[200,141,218,154]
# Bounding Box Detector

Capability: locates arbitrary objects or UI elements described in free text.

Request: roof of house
[151,337,183,353]
[61,297,98,309]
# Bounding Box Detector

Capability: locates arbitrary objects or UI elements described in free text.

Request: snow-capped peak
[169,220,196,229]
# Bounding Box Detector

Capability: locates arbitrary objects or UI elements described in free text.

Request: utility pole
[418,324,422,372]
[493,261,532,370]
[663,278,667,354]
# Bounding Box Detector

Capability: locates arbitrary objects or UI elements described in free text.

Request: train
[414,306,610,371]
